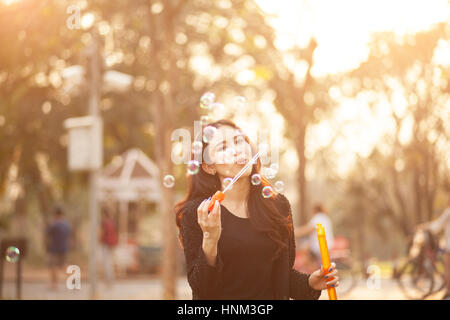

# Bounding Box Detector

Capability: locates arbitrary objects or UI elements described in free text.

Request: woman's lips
[236,156,248,165]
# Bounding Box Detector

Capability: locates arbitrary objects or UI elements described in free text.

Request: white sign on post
[64,116,103,171]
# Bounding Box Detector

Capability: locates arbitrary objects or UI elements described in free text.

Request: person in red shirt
[99,205,118,287]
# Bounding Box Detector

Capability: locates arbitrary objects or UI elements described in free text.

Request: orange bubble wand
[316,223,337,300]
[208,150,262,212]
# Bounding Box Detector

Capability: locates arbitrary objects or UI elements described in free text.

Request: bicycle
[392,229,446,300]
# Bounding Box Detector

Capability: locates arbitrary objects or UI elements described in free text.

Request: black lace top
[179,193,322,300]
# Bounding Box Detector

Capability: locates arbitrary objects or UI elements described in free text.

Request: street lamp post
[87,31,101,300]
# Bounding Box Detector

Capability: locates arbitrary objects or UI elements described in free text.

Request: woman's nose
[222,148,237,164]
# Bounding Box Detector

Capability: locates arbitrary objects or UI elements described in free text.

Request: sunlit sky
[257,0,449,77]
[249,0,450,178]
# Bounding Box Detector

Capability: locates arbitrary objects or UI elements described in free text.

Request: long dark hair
[174,119,292,262]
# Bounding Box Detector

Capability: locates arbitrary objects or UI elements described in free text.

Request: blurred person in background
[46,205,72,291]
[295,204,335,269]
[99,205,118,287]
[418,194,450,300]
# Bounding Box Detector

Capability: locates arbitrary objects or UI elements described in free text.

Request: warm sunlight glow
[1,0,20,5]
[257,0,449,77]
[256,0,449,176]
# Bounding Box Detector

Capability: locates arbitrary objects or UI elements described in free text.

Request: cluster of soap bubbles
[259,162,279,180]
[200,92,246,113]
[5,246,20,263]
[262,166,276,180]
[163,156,202,190]
[165,92,281,196]
[200,92,226,114]
[199,92,247,160]
[160,93,251,191]
[250,172,284,198]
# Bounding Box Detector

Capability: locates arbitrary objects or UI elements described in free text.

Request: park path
[1,263,445,300]
[4,278,441,300]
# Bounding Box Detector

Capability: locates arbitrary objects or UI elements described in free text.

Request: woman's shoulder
[274,193,292,217]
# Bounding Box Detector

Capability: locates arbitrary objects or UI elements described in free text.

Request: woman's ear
[201,163,216,175]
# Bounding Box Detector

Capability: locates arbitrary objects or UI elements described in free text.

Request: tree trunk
[147,1,178,299]
[412,165,423,225]
[161,156,176,299]
[295,123,308,225]
[390,167,411,235]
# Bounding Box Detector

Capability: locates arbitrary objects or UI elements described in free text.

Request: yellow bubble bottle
[316,223,337,300]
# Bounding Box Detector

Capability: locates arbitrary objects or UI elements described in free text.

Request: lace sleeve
[277,194,322,300]
[180,200,225,299]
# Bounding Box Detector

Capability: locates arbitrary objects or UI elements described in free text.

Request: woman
[175,119,339,300]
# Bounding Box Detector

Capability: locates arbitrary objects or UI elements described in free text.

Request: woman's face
[205,125,253,180]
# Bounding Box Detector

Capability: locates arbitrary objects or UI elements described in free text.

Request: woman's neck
[220,176,250,204]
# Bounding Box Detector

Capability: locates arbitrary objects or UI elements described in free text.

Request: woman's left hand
[308,262,339,291]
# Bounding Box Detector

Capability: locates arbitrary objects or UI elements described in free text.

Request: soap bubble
[270,163,279,173]
[5,246,20,263]
[200,115,210,126]
[192,141,203,155]
[267,169,276,179]
[262,167,276,179]
[233,96,246,109]
[274,180,284,192]
[223,177,233,190]
[203,126,217,143]
[163,175,175,188]
[251,173,262,185]
[262,186,274,198]
[200,92,215,109]
[187,160,200,175]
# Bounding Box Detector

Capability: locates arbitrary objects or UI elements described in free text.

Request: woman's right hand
[197,198,222,244]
